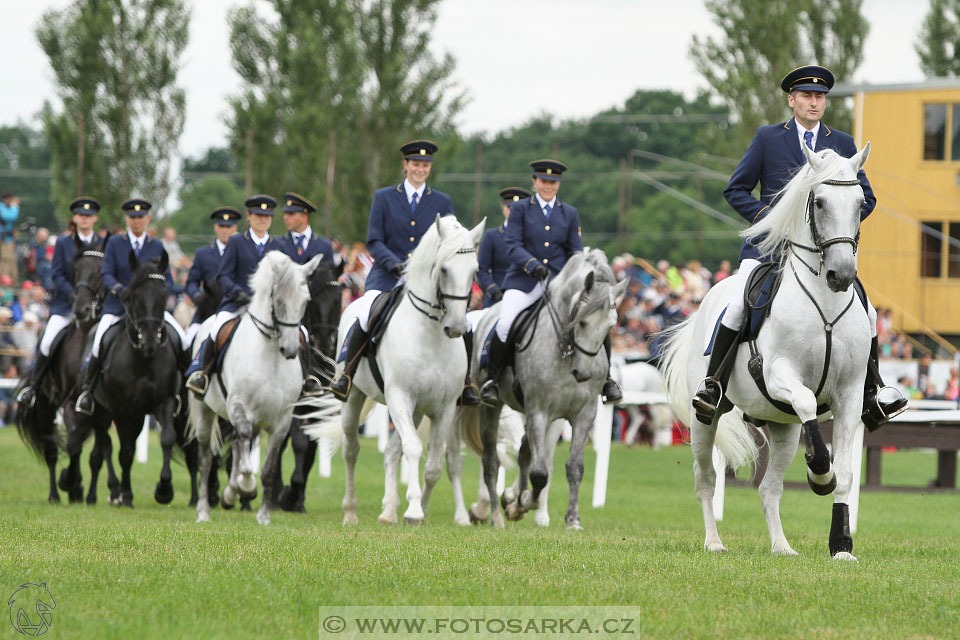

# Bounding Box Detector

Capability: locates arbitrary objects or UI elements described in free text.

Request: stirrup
[75,391,95,416]
[691,377,723,423]
[301,376,324,398]
[602,379,623,403]
[16,386,36,409]
[863,385,908,427]
[329,373,352,400]
[479,379,500,405]
[459,384,481,407]
[186,372,209,396]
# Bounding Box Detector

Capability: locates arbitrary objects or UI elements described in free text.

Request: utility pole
[76,114,85,195]
[325,130,337,237]
[245,129,254,195]
[617,158,626,255]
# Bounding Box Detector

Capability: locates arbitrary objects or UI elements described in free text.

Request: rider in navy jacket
[692,65,905,429]
[478,187,530,307]
[184,207,241,344]
[481,160,621,404]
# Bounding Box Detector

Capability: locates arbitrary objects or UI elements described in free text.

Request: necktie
[803,130,814,150]
[294,234,303,256]
[410,192,419,213]
[133,239,141,257]
[257,242,264,257]
[544,204,552,220]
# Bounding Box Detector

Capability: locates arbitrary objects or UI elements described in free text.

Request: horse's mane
[549,248,615,321]
[250,251,301,302]
[741,148,858,257]
[129,257,166,290]
[404,216,471,286]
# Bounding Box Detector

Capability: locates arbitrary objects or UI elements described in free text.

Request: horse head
[304,257,344,376]
[249,251,320,360]
[71,232,108,323]
[122,249,169,357]
[407,214,484,338]
[551,250,628,383]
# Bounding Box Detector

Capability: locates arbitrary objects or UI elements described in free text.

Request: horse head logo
[8,582,56,636]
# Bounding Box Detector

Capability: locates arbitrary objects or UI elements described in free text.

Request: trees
[916,0,960,76]
[690,0,868,147]
[226,0,464,242]
[36,0,189,227]
[0,123,57,231]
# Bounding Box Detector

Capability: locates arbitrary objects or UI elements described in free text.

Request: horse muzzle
[825,268,855,293]
[443,325,465,339]
[570,368,591,383]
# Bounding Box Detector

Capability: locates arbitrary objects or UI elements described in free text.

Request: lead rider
[691,64,906,428]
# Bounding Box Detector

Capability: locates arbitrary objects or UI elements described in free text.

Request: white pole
[136,417,150,463]
[318,434,334,478]
[712,446,726,521]
[849,421,865,534]
[496,465,506,496]
[371,404,390,453]
[251,434,261,472]
[592,398,614,508]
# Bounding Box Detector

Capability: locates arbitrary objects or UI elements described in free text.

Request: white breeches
[355,289,381,332]
[39,314,72,356]
[206,310,242,344]
[92,311,187,356]
[496,286,545,342]
[721,258,878,337]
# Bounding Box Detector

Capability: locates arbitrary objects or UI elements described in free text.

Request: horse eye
[579,321,586,329]
[815,198,824,209]
[441,266,448,275]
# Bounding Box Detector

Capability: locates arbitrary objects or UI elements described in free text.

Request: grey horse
[464,249,628,529]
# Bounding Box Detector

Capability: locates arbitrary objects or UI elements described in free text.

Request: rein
[789,178,862,277]
[406,246,475,322]
[539,279,607,359]
[73,250,107,321]
[123,274,168,351]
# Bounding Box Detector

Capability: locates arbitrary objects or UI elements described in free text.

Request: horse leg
[116,419,137,508]
[379,429,401,525]
[226,400,257,499]
[195,406,215,523]
[444,408,471,526]
[155,401,178,505]
[340,390,366,525]
[519,411,549,512]
[504,435,531,521]
[283,419,314,513]
[826,401,864,562]
[45,438,60,504]
[564,413,594,531]
[86,431,104,505]
[257,422,291,525]
[270,430,289,506]
[478,404,505,528]
[185,440,199,507]
[691,414,726,552]
[420,408,451,522]
[388,396,425,525]
[532,419,562,527]
[470,463,490,524]
[59,415,89,504]
[759,422,802,555]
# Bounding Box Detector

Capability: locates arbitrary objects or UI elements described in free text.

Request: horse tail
[715,409,761,472]
[15,400,48,460]
[459,406,519,471]
[297,394,345,451]
[460,407,482,458]
[658,316,697,426]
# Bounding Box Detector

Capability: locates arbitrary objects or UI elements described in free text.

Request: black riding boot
[186,339,217,396]
[601,335,623,403]
[862,336,908,431]
[299,339,323,398]
[75,355,101,416]
[691,324,740,424]
[459,330,481,406]
[16,353,49,408]
[480,333,507,405]
[330,321,367,400]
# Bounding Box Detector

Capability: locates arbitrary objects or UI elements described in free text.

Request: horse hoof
[196,512,210,523]
[454,512,471,527]
[154,482,174,505]
[109,496,122,507]
[534,513,551,527]
[491,512,506,529]
[343,513,359,526]
[208,493,220,509]
[832,551,858,562]
[257,510,270,525]
[86,494,97,506]
[378,513,397,525]
[57,470,77,492]
[221,500,235,511]
[704,542,728,553]
[468,505,489,525]
[566,521,583,531]
[403,516,424,526]
[505,501,525,521]
[68,487,84,504]
[240,500,252,512]
[772,545,799,556]
[48,493,61,505]
[189,497,198,507]
[807,469,837,496]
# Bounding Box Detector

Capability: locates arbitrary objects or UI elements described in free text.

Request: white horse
[613,361,674,447]
[335,214,484,526]
[660,144,874,560]
[191,251,322,524]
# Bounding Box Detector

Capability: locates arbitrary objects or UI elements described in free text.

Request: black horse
[80,252,181,507]
[274,259,344,512]
[16,234,119,504]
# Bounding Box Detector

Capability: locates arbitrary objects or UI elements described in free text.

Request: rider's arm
[185,251,203,302]
[217,237,242,298]
[565,205,584,254]
[724,128,767,224]
[101,236,124,297]
[505,200,540,277]
[366,190,404,273]
[476,231,496,294]
[51,237,72,299]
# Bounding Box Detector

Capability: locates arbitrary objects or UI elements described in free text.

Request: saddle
[478,297,548,408]
[214,318,241,372]
[335,288,405,395]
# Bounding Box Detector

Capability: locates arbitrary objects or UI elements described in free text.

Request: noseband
[789,178,862,277]
[73,250,106,319]
[124,273,167,350]
[248,289,302,341]
[541,278,610,359]
[407,247,475,322]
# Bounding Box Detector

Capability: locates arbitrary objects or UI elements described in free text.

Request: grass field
[1,425,958,639]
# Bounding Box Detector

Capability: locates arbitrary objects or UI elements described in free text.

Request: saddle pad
[479,323,498,369]
[703,308,728,356]
[508,296,545,349]
[745,262,782,341]
[337,322,353,364]
[214,318,241,371]
[368,287,404,346]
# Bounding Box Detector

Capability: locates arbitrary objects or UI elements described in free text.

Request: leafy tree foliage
[916,0,960,76]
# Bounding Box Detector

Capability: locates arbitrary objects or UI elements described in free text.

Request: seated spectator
[713,260,732,285]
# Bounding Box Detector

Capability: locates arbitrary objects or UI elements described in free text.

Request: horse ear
[302,254,323,277]
[334,258,344,278]
[584,270,595,292]
[469,217,486,246]
[851,141,871,172]
[128,249,139,272]
[614,277,629,300]
[802,144,822,171]
[435,213,445,240]
[159,249,169,273]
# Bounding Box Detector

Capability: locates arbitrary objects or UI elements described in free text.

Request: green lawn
[1,426,958,639]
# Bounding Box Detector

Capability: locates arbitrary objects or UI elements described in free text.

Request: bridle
[407,247,476,322]
[123,273,167,351]
[789,178,862,277]
[540,277,611,359]
[73,249,106,322]
[248,285,302,340]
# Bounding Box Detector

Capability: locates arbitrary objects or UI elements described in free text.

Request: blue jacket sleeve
[102,237,124,297]
[565,205,584,255]
[836,135,877,220]
[185,252,203,300]
[52,238,72,300]
[318,237,334,263]
[217,238,242,298]
[724,128,768,224]
[505,202,540,276]
[477,231,497,294]
[366,192,403,272]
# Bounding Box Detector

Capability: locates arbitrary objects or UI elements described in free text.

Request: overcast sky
[2,0,928,159]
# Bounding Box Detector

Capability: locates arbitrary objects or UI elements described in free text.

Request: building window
[949,223,960,278]
[921,221,942,278]
[952,105,960,161]
[924,104,947,160]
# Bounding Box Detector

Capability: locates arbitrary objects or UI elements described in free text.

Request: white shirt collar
[535,193,557,212]
[215,239,227,255]
[795,118,821,151]
[403,179,426,204]
[292,227,312,242]
[250,230,269,245]
[77,232,95,244]
[128,230,146,246]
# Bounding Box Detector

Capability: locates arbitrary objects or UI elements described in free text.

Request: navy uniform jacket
[216,230,282,314]
[102,233,174,316]
[50,234,85,316]
[364,183,455,292]
[185,243,223,325]
[477,225,510,307]
[502,196,583,293]
[277,230,334,265]
[725,120,876,262]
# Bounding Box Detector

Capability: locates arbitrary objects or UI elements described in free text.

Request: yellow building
[836,79,960,346]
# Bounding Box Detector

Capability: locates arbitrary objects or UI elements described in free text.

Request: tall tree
[36,0,189,227]
[0,123,57,231]
[690,0,868,147]
[226,0,465,241]
[916,0,960,76]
